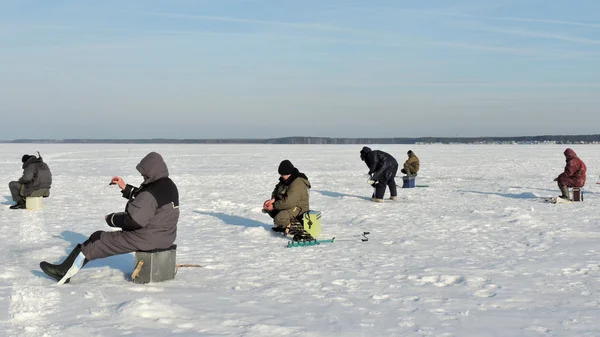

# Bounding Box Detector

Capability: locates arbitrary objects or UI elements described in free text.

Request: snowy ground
[1,143,600,337]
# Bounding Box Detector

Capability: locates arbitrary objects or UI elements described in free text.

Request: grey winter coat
[18,156,52,196]
[82,152,179,261]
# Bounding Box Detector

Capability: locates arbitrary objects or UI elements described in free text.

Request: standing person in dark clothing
[8,153,52,209]
[554,148,586,200]
[360,147,399,202]
[40,152,179,284]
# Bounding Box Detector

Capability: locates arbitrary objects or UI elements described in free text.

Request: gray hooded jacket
[82,152,179,260]
[19,156,52,196]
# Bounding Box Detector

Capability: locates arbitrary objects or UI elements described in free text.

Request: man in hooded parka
[360,147,399,202]
[8,153,52,209]
[554,148,586,200]
[40,152,179,283]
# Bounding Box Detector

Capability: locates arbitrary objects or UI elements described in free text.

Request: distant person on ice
[554,148,586,200]
[401,150,420,176]
[40,152,179,283]
[262,160,311,234]
[360,147,398,202]
[8,153,52,209]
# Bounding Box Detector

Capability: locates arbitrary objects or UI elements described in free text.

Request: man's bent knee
[84,231,104,246]
[273,212,293,228]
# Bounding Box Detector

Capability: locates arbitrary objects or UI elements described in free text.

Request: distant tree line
[4,135,600,144]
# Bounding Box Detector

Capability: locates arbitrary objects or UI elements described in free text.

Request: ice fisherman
[262,160,311,234]
[8,153,52,209]
[401,150,420,177]
[554,148,586,200]
[40,152,179,283]
[360,146,399,202]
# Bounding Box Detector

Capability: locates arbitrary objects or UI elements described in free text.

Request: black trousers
[373,178,397,199]
[372,165,398,199]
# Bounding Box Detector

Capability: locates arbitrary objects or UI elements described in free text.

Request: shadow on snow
[312,190,372,201]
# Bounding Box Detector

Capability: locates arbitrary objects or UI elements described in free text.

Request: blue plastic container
[402,176,416,188]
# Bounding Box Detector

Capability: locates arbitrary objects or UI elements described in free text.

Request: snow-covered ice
[1,143,600,336]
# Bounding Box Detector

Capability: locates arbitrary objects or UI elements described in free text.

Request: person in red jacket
[554,148,586,200]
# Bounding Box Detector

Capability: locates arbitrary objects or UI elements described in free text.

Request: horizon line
[2,134,600,143]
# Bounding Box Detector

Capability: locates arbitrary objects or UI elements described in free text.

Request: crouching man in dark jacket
[8,153,52,209]
[40,152,179,284]
[263,160,311,234]
[401,150,420,176]
[360,146,399,202]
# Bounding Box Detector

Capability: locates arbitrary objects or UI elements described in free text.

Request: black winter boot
[40,244,87,283]
[9,201,26,209]
[559,185,570,200]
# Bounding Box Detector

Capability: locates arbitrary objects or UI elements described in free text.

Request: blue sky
[1,0,599,139]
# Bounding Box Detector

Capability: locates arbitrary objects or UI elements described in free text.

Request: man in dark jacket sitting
[360,147,399,202]
[40,152,179,284]
[263,160,311,234]
[8,153,52,209]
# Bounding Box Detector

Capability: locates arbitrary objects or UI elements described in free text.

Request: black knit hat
[278,160,295,175]
[407,150,413,155]
[21,154,32,163]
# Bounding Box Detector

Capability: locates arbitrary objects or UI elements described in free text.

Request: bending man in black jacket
[360,147,399,202]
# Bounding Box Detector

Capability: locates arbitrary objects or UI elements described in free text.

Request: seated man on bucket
[554,148,586,200]
[8,153,52,209]
[360,146,398,202]
[400,150,420,177]
[40,152,179,284]
[262,160,311,235]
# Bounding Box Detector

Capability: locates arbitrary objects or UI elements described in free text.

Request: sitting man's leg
[265,209,279,219]
[400,163,417,176]
[273,209,297,232]
[38,231,105,283]
[557,176,575,199]
[81,230,143,261]
[8,181,25,209]
[40,230,142,283]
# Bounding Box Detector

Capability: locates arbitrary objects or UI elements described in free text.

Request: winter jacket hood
[136,152,169,184]
[564,148,577,160]
[360,147,372,161]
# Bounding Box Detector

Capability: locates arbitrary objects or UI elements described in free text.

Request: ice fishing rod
[97,181,116,193]
[286,232,370,248]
